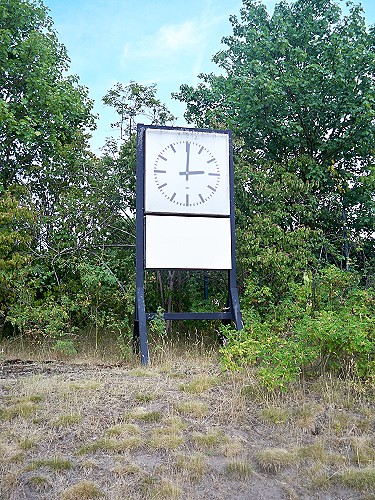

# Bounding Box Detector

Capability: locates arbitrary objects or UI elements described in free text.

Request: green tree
[0,0,96,190]
[0,191,34,333]
[102,81,175,140]
[174,0,375,270]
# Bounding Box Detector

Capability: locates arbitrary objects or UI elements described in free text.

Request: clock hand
[185,141,190,181]
[179,170,205,175]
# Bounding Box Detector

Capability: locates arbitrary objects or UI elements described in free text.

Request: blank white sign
[145,215,232,269]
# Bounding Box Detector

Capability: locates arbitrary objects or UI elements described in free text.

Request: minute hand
[179,170,205,175]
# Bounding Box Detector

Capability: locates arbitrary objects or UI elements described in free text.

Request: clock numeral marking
[207,158,216,164]
[158,155,167,161]
[208,172,220,176]
[208,185,216,192]
[170,144,176,153]
[158,183,167,189]
[170,192,176,202]
[198,146,204,154]
[199,194,205,203]
[154,169,166,174]
[186,194,189,206]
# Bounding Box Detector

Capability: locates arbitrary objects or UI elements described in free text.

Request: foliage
[102,81,175,140]
[174,0,375,271]
[220,266,375,390]
[0,0,95,190]
[0,191,34,334]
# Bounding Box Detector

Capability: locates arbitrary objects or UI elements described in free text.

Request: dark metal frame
[133,124,243,365]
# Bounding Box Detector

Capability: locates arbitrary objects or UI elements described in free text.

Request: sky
[43,0,375,154]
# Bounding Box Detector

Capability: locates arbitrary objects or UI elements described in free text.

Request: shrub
[220,267,374,390]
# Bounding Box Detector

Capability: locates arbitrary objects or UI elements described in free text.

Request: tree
[102,81,175,140]
[174,0,375,271]
[0,0,96,190]
[0,191,34,333]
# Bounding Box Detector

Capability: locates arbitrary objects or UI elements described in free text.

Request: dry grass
[0,338,374,499]
[336,467,375,491]
[25,456,74,471]
[255,447,297,473]
[226,460,254,480]
[139,476,182,499]
[174,452,207,482]
[173,400,209,418]
[61,480,104,499]
[179,374,218,394]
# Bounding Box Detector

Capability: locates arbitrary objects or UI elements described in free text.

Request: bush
[220,267,374,390]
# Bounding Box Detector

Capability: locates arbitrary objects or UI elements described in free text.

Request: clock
[144,128,230,215]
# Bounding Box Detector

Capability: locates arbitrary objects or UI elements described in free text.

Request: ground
[0,351,374,499]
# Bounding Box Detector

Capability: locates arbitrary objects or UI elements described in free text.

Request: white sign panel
[145,215,232,269]
[145,128,230,216]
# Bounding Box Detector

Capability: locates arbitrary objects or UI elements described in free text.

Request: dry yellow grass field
[0,337,374,499]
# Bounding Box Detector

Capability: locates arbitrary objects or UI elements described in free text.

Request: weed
[0,399,39,420]
[226,460,254,479]
[173,400,209,418]
[179,374,217,394]
[164,416,187,431]
[61,480,104,499]
[149,427,184,450]
[351,437,375,466]
[129,367,159,377]
[26,456,73,471]
[18,437,36,450]
[174,452,207,482]
[53,413,82,427]
[192,428,228,450]
[77,436,141,455]
[260,406,289,425]
[135,392,157,403]
[220,436,244,457]
[291,403,322,431]
[297,441,327,462]
[68,381,101,390]
[255,448,296,473]
[124,409,162,423]
[25,475,50,490]
[139,476,182,499]
[113,459,142,476]
[105,423,141,437]
[336,467,375,491]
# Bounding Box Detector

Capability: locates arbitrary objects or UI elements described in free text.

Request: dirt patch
[0,358,374,499]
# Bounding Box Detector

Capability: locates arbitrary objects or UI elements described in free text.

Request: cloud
[122,20,203,63]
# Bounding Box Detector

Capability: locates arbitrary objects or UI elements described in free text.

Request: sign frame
[134,124,243,364]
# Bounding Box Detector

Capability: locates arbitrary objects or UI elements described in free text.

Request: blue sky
[43,0,375,154]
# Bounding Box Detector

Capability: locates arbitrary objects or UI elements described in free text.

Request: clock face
[145,128,230,215]
[154,140,220,208]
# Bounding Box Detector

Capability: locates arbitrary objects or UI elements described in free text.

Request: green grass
[77,437,141,455]
[336,467,375,491]
[61,480,104,499]
[191,428,228,451]
[179,375,217,394]
[0,400,40,420]
[149,427,184,450]
[173,400,209,418]
[139,477,182,499]
[25,456,73,471]
[174,452,207,482]
[255,448,297,473]
[52,413,82,427]
[124,409,162,423]
[259,406,289,425]
[226,460,254,479]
